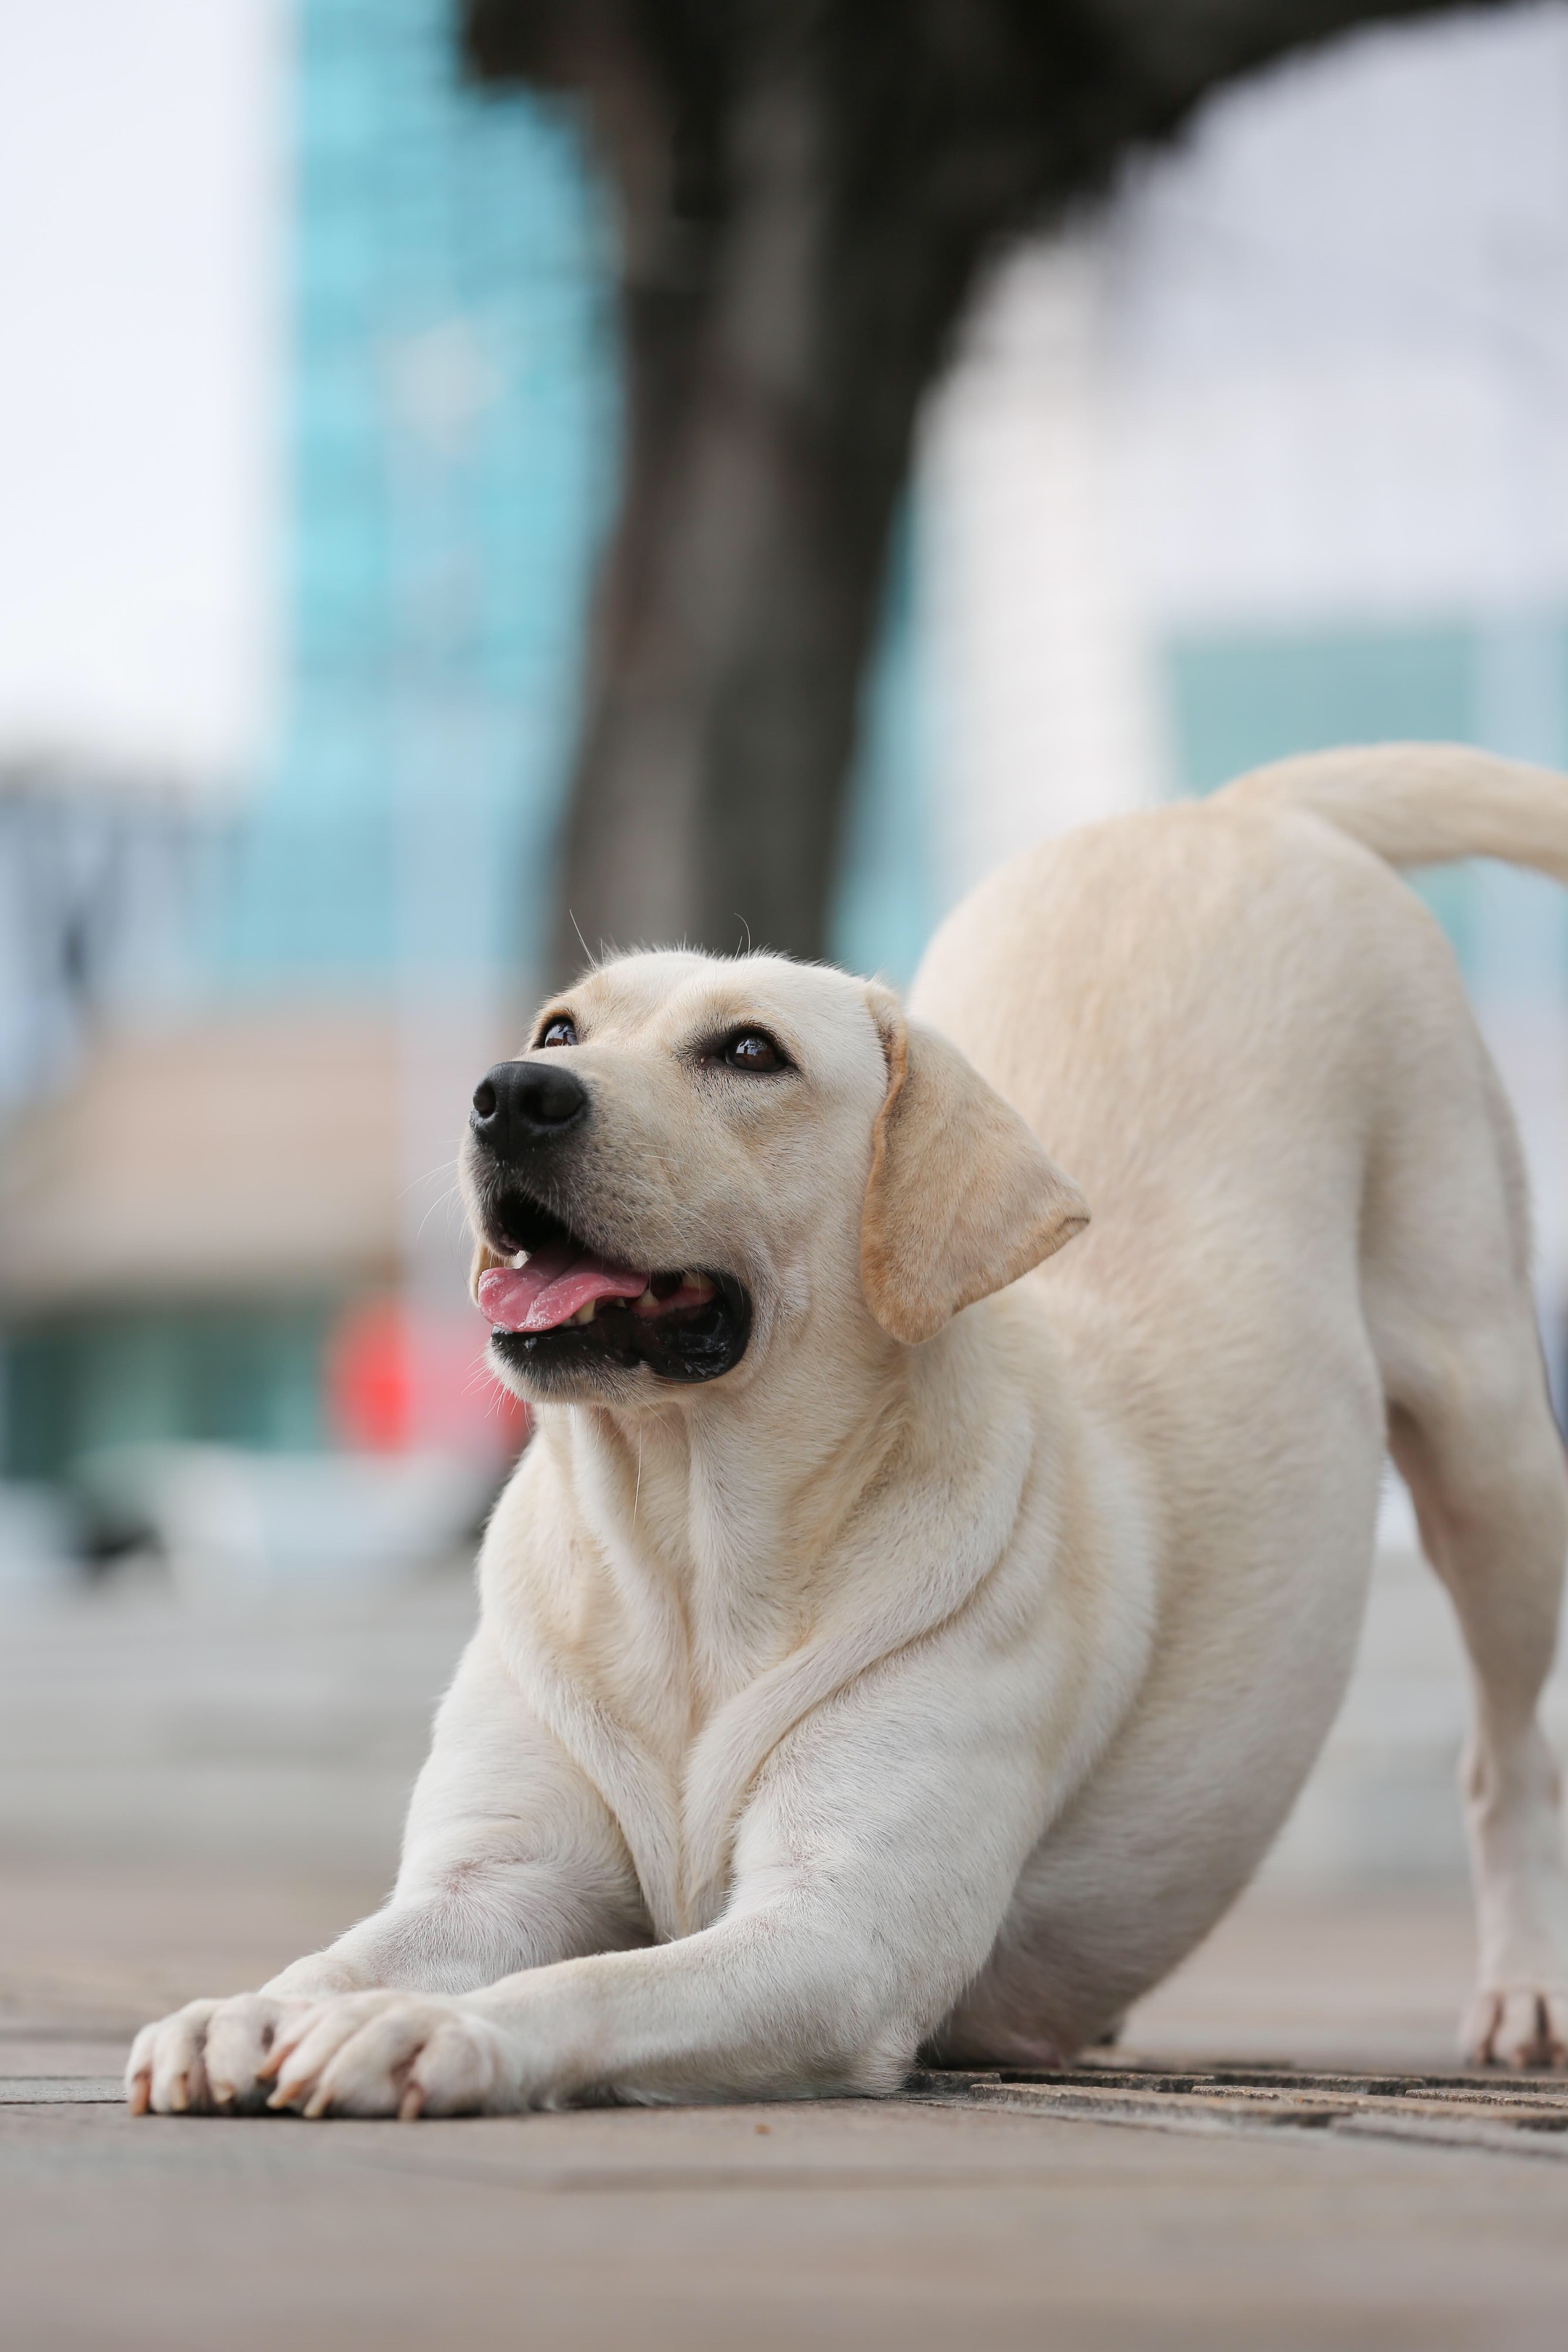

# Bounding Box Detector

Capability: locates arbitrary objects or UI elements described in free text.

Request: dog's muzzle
[466,1061,752,1387]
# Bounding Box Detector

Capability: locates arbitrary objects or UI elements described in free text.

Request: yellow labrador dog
[129,743,1568,2119]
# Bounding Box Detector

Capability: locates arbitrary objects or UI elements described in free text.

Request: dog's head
[461,952,1087,1410]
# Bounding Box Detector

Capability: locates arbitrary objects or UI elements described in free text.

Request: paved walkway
[5,1576,1566,2346]
[6,1859,1568,2351]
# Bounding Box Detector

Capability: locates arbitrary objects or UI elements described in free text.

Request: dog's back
[911,757,1456,1292]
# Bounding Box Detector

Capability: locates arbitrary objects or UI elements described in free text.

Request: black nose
[470,1060,589,1159]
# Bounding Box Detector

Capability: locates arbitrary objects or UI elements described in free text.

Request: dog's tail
[1214,742,1568,883]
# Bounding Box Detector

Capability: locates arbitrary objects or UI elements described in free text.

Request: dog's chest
[502,1553,811,1937]
[499,1408,1036,1940]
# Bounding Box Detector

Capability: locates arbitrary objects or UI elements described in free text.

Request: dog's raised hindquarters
[127,743,1568,2118]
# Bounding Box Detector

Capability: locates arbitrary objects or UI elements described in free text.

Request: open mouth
[477,1193,751,1386]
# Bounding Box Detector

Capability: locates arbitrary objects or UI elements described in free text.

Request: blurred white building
[924,5,1568,835]
[922,4,1568,1371]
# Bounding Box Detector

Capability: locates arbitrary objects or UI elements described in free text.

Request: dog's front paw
[126,1993,316,2115]
[261,1992,523,2119]
[1462,1985,1568,2070]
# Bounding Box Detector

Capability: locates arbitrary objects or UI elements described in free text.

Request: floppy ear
[470,1239,505,1307]
[859,984,1089,1346]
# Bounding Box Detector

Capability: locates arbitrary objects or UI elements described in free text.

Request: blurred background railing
[1,0,1567,1895]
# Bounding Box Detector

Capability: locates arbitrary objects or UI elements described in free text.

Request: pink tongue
[478,1240,647,1334]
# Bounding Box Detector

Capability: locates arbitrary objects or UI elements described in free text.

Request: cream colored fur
[129,743,1568,2118]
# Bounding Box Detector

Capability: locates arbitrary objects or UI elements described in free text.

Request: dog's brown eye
[537,1016,576,1049]
[724,1029,783,1072]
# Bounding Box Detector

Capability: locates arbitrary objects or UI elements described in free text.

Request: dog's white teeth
[637,1284,655,1304]
[510,1251,526,1270]
[572,1300,597,1325]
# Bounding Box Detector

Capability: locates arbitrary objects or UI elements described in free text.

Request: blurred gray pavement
[0,1567,476,1876]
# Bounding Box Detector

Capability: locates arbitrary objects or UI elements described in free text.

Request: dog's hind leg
[1367,1020,1568,2068]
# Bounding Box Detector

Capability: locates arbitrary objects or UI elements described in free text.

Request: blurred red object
[327,1295,528,1460]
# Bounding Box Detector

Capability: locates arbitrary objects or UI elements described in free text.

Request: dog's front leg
[126,1637,647,2113]
[260,1642,1060,2118]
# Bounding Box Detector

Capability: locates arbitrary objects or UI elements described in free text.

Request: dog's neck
[551,1323,917,1715]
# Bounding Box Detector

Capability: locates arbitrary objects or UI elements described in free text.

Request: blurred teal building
[4,0,613,1479]
[224,0,609,992]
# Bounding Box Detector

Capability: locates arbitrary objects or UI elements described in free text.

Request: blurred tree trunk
[465,0,1505,976]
